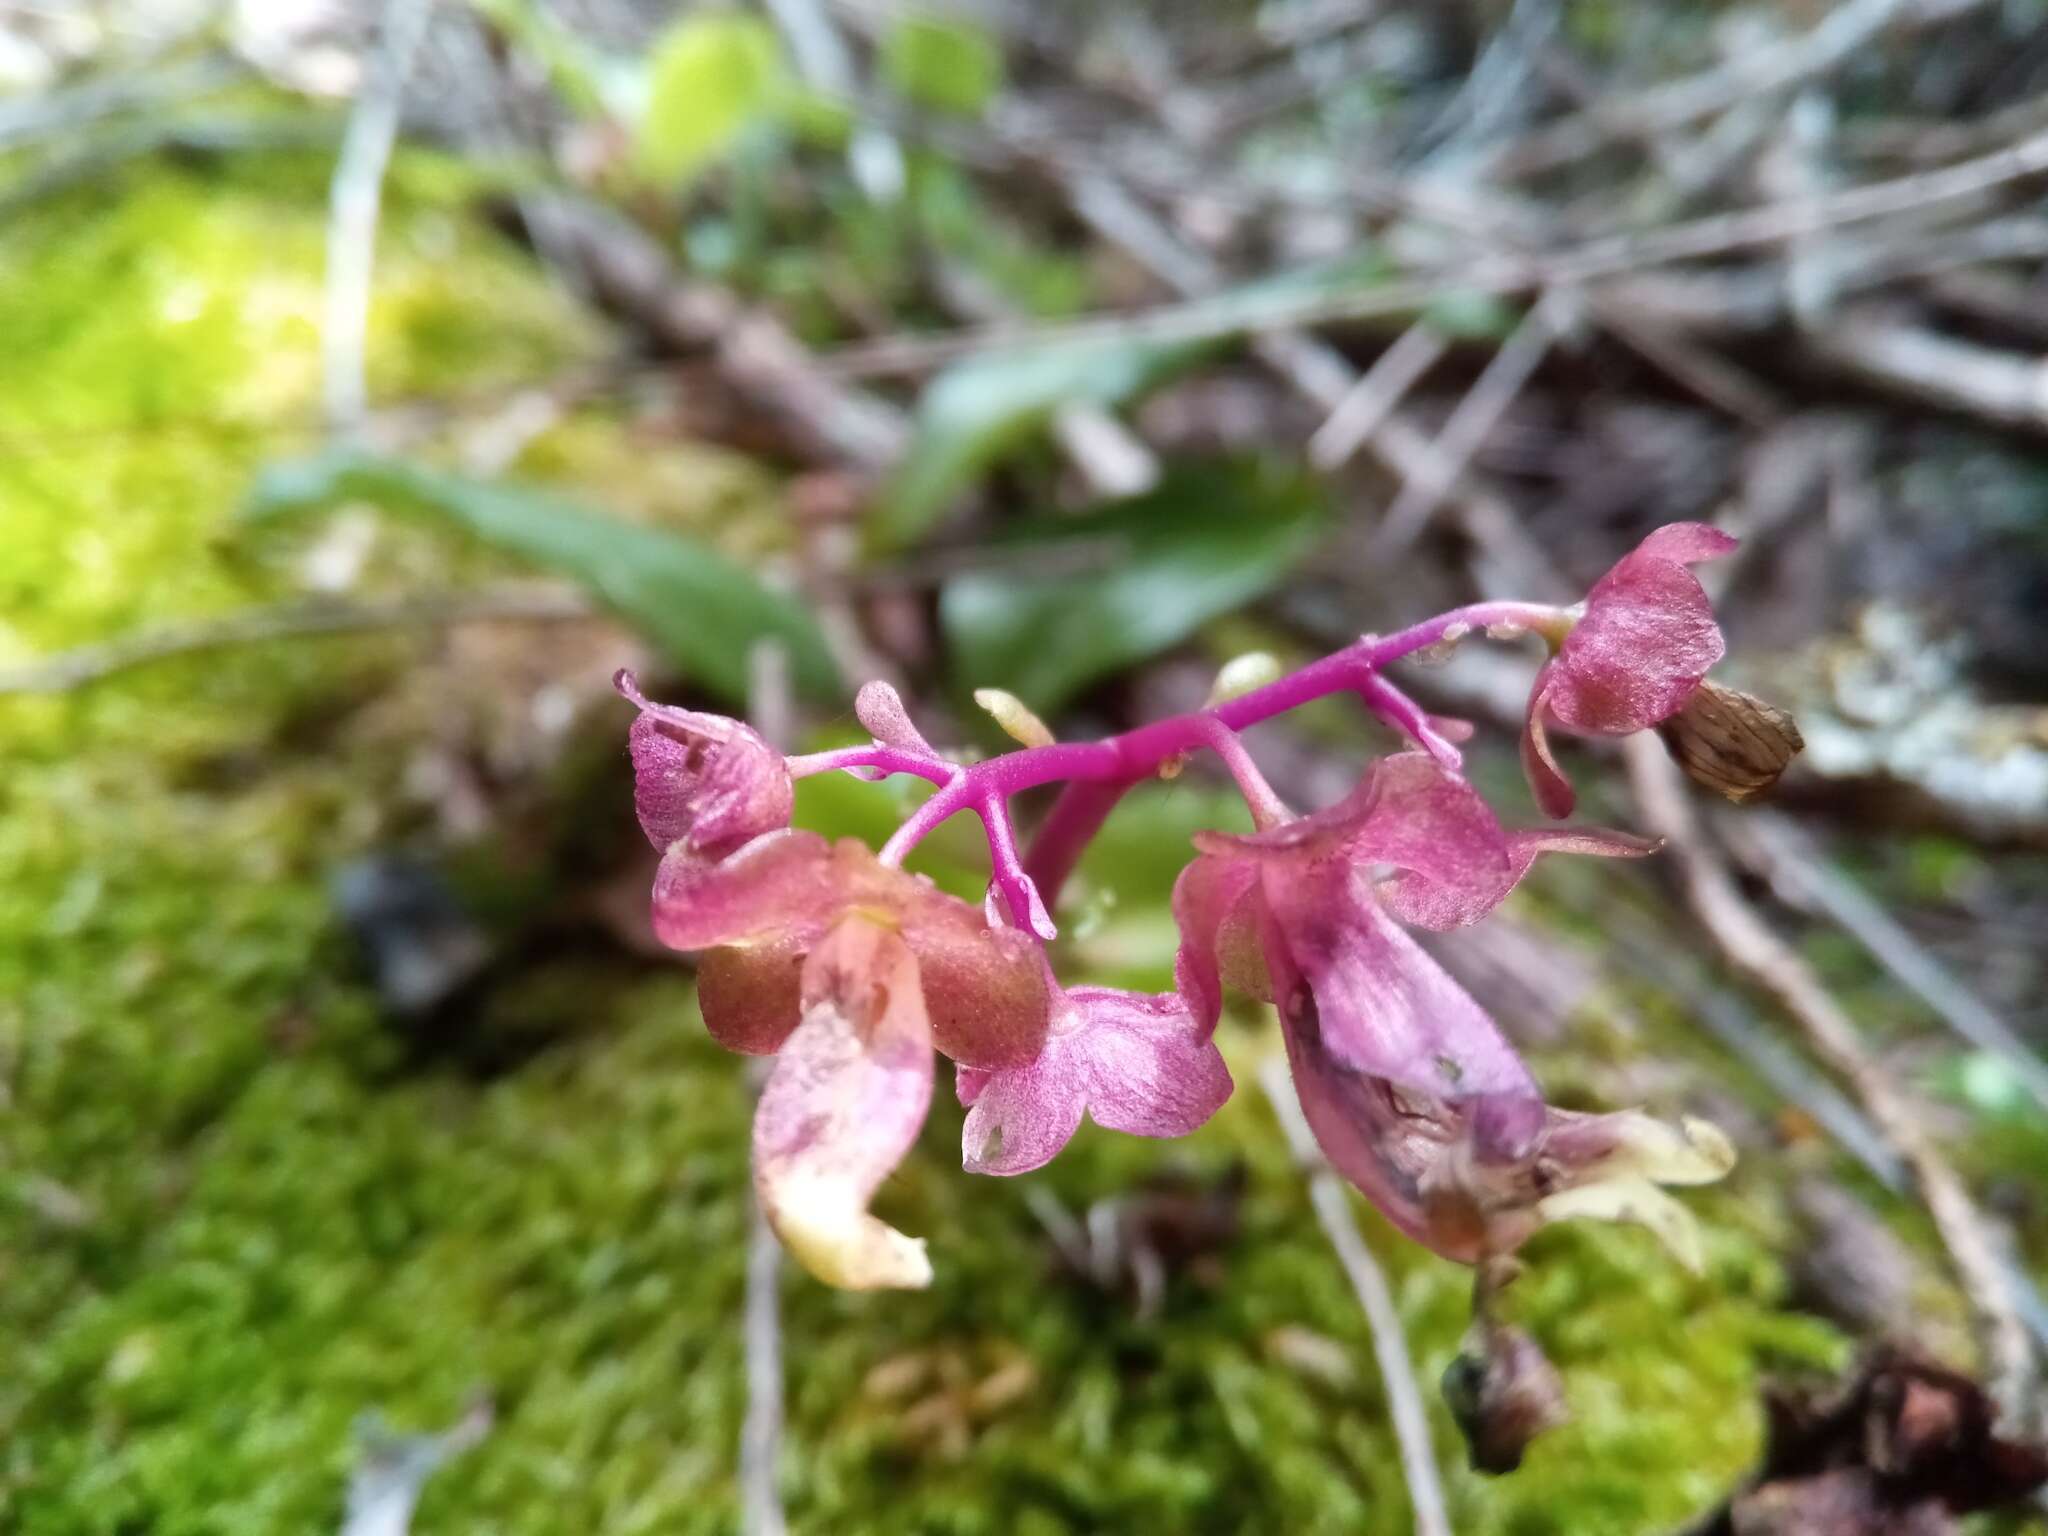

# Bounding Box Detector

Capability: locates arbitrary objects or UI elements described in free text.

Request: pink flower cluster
[620,525,1775,1290]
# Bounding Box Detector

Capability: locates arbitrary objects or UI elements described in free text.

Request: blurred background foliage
[4,0,2048,1531]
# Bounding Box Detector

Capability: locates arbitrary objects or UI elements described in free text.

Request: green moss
[0,150,1863,1534]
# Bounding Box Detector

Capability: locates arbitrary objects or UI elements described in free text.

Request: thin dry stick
[1259,1058,1454,1536]
[1727,813,2048,1116]
[1054,169,1563,594]
[324,0,435,437]
[740,643,793,1536]
[1371,290,1572,559]
[740,1090,788,1536]
[1307,321,1449,471]
[1490,0,1984,177]
[822,123,2048,378]
[1624,736,2037,1429]
[0,587,595,696]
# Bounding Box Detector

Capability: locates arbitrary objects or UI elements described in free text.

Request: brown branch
[1491,0,1987,178]
[1805,307,2048,431]
[820,125,2048,379]
[537,197,908,469]
[1624,736,2037,1429]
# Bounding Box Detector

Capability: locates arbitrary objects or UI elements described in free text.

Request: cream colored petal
[1536,1178,1706,1273]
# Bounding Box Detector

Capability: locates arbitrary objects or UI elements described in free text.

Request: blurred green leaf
[871,337,1206,554]
[636,13,785,182]
[881,14,1003,116]
[243,450,839,705]
[1422,289,1519,340]
[940,459,1327,710]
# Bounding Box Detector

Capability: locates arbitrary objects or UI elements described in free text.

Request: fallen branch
[1624,736,2037,1430]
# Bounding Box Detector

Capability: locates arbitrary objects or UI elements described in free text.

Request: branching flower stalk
[618,524,1797,1324]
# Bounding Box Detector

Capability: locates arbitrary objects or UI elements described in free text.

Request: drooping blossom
[1521,522,1738,818]
[1174,751,1732,1266]
[618,670,793,855]
[957,985,1232,1176]
[625,676,1049,1287]
[623,674,1229,1287]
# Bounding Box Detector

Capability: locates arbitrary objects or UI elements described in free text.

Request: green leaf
[242,450,840,705]
[636,13,785,183]
[870,337,1206,554]
[881,14,1002,117]
[940,459,1327,711]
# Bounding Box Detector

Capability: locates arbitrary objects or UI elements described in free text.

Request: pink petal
[1506,826,1660,879]
[853,680,934,754]
[1198,755,1511,910]
[1547,545,1726,736]
[1384,822,1659,931]
[908,916,1051,1070]
[1344,754,1511,916]
[1634,521,1738,566]
[1519,671,1576,820]
[1171,853,1263,1028]
[1265,860,1537,1106]
[697,938,804,1053]
[961,988,1232,1175]
[655,834,1051,1066]
[752,917,935,1289]
[617,671,792,854]
[652,830,836,952]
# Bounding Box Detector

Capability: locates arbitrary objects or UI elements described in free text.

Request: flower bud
[1442,1325,1569,1473]
[1657,679,1803,803]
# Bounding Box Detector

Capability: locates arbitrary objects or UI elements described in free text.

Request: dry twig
[324,0,435,437]
[1724,813,2048,1116]
[1259,1058,1453,1536]
[1624,737,2037,1429]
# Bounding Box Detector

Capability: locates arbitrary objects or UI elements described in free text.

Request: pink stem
[1023,778,1136,912]
[849,600,1566,930]
[974,793,1055,939]
[1356,673,1462,768]
[1190,717,1290,830]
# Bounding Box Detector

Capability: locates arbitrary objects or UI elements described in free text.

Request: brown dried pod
[1442,1324,1570,1474]
[1659,680,1804,803]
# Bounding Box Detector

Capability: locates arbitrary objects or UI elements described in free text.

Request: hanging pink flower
[1174,752,1726,1264]
[1520,523,1738,817]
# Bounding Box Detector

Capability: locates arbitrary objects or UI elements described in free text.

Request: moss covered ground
[0,150,1878,1534]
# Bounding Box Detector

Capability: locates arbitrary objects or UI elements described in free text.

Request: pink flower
[1174,752,1728,1264]
[617,671,794,854]
[650,829,1058,1287]
[627,676,1066,1288]
[957,986,1233,1176]
[1521,523,1738,818]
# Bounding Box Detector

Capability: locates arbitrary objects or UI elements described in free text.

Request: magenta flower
[618,670,794,854]
[1174,752,1728,1264]
[957,985,1233,1176]
[1520,522,1738,818]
